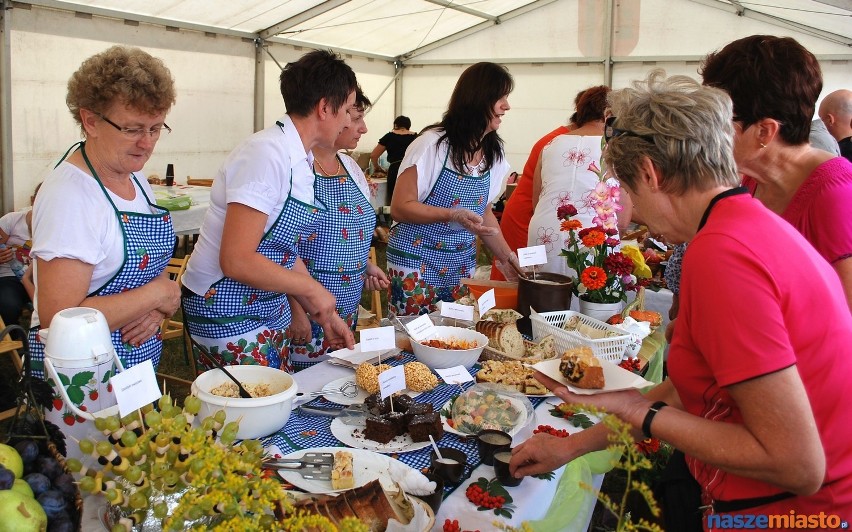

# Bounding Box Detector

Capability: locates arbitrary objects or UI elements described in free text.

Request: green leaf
[71,371,95,386]
[67,386,84,405]
[58,373,70,386]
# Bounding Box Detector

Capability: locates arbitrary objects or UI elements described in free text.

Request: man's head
[818,89,852,142]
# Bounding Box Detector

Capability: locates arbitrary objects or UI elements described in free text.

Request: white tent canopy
[2,0,850,209]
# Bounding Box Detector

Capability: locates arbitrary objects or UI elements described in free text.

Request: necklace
[314,157,342,176]
[464,152,484,172]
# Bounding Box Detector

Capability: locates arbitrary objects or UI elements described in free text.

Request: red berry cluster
[533,424,570,438]
[442,519,480,532]
[465,483,505,509]
[618,358,641,372]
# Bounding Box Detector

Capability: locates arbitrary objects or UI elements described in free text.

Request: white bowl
[191,365,298,439]
[410,326,488,370]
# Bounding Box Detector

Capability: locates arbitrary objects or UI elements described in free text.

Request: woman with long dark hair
[386,62,521,315]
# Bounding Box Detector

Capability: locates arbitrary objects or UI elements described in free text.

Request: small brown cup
[493,450,522,487]
[477,429,512,466]
[412,472,445,514]
[430,447,467,484]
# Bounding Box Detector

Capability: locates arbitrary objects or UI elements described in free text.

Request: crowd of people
[6,32,852,525]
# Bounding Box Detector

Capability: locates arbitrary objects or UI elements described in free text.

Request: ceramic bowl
[410,326,487,370]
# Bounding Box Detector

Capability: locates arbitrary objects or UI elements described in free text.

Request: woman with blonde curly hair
[29,46,180,390]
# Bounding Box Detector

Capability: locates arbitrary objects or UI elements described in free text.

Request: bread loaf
[475,320,524,357]
[559,347,605,389]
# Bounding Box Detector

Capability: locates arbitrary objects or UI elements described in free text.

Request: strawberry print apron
[29,142,174,428]
[386,151,490,316]
[182,167,323,373]
[289,158,375,369]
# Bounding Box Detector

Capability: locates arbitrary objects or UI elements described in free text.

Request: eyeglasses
[98,114,171,140]
[604,116,655,144]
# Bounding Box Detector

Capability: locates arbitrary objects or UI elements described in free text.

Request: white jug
[41,307,125,423]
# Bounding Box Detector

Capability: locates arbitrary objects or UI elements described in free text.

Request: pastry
[559,347,605,389]
[331,451,355,490]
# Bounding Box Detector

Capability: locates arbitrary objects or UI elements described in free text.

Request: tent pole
[394,61,404,117]
[254,37,265,133]
[604,0,613,88]
[0,0,13,212]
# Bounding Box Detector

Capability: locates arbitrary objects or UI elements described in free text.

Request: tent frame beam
[1,0,12,213]
[422,0,498,21]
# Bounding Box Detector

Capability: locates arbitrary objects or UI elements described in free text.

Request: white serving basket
[529,309,630,363]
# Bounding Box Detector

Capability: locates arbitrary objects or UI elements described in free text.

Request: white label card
[517,245,548,267]
[378,365,406,400]
[406,314,436,342]
[441,302,474,322]
[477,288,496,315]
[435,366,474,385]
[360,326,396,353]
[110,360,162,417]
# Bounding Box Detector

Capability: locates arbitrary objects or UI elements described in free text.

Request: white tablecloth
[151,184,211,236]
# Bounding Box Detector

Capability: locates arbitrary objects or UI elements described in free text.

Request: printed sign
[378,365,406,400]
[110,360,161,417]
[435,366,475,385]
[517,245,547,267]
[441,302,475,322]
[477,288,496,315]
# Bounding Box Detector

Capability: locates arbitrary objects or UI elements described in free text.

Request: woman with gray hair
[510,71,852,522]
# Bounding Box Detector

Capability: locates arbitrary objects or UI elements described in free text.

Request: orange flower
[561,219,583,232]
[581,266,607,290]
[580,229,606,248]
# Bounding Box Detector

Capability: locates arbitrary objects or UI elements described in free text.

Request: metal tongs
[263,452,334,480]
[297,404,370,426]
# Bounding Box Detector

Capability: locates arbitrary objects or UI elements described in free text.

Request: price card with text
[477,288,496,315]
[110,360,161,417]
[359,326,396,354]
[435,365,474,385]
[406,313,436,342]
[517,245,548,267]
[440,302,474,322]
[378,365,406,400]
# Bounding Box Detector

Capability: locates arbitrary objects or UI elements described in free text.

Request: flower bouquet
[558,202,637,304]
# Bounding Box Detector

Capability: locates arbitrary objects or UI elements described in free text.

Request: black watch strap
[642,401,667,439]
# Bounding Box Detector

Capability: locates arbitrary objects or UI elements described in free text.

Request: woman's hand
[120,309,166,347]
[287,299,312,345]
[315,313,355,350]
[0,247,13,264]
[295,282,355,350]
[509,432,586,478]
[449,208,499,237]
[364,262,389,291]
[494,252,523,282]
[149,274,181,317]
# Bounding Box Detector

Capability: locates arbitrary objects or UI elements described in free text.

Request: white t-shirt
[0,209,31,278]
[397,129,509,205]
[30,161,157,326]
[182,115,316,295]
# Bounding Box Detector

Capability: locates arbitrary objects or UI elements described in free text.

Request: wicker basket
[529,310,630,363]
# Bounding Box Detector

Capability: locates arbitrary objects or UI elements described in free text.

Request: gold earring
[760,142,767,148]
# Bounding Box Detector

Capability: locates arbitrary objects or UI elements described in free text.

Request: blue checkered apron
[290,161,376,369]
[182,169,323,372]
[28,142,175,377]
[386,150,490,315]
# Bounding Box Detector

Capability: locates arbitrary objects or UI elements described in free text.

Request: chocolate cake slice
[404,402,433,424]
[384,411,408,436]
[364,416,396,444]
[408,411,443,442]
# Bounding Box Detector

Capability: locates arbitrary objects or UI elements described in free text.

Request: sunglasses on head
[604,116,655,144]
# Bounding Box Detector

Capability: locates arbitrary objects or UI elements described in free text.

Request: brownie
[407,412,443,443]
[365,392,388,416]
[392,394,414,412]
[364,416,396,444]
[384,411,408,436]
[404,402,433,424]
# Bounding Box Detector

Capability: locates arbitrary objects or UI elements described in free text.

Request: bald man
[819,89,852,162]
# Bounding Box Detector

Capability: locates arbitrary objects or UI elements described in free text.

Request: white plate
[438,398,529,437]
[330,417,432,454]
[531,358,654,395]
[317,375,423,406]
[276,446,424,494]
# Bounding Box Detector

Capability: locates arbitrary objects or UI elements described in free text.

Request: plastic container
[529,310,630,363]
[516,273,573,336]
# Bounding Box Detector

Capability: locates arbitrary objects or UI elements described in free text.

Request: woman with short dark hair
[700,35,852,311]
[370,115,417,197]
